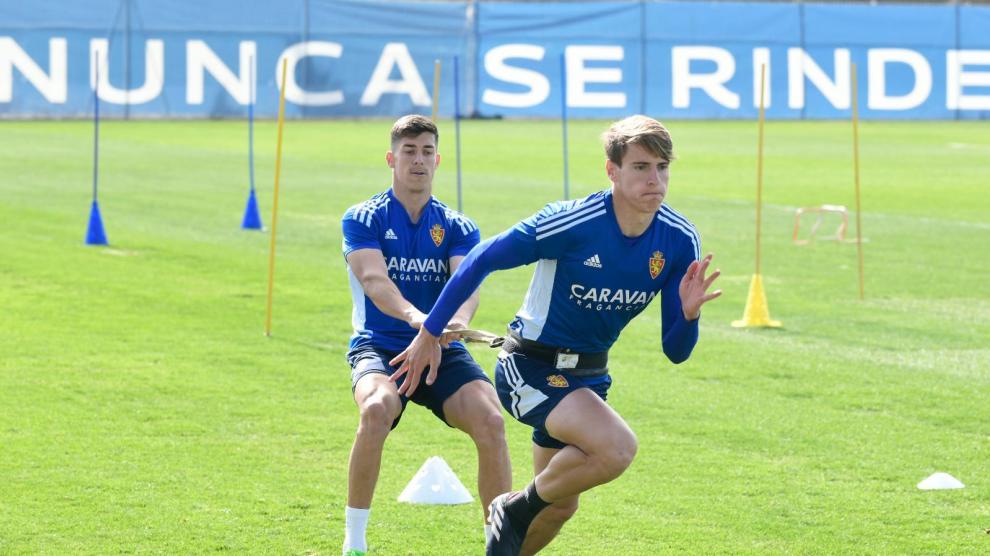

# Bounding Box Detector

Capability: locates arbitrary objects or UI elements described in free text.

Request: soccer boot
[486,492,527,556]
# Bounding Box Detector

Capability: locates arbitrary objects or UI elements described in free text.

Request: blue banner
[1,0,988,119]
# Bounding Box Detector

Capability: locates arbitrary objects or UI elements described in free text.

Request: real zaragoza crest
[649,250,665,279]
[430,224,445,247]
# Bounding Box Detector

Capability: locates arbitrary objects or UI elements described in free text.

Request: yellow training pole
[755,64,765,277]
[265,59,289,337]
[431,59,441,122]
[734,64,781,328]
[851,63,865,300]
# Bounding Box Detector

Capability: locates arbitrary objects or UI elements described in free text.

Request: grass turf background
[1,119,988,554]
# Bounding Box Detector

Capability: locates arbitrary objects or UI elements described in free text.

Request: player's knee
[613,428,639,471]
[595,430,638,481]
[358,397,397,436]
[484,410,506,438]
[470,410,506,447]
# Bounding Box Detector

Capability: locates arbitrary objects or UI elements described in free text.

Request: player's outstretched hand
[389,327,441,398]
[679,253,722,320]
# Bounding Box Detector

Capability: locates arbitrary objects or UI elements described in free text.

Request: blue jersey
[342,189,481,351]
[424,190,701,363]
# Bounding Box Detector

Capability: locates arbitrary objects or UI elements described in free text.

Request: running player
[390,115,721,555]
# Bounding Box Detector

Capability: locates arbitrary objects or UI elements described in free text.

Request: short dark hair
[390,115,439,148]
[602,115,674,167]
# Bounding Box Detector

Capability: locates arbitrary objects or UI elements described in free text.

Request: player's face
[387,132,440,195]
[608,142,669,214]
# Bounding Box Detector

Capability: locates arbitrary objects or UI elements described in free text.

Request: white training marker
[398,456,474,504]
[917,472,965,490]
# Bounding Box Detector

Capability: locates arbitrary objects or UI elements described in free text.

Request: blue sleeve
[659,248,699,364]
[342,206,380,256]
[448,215,481,258]
[513,200,578,260]
[423,227,539,336]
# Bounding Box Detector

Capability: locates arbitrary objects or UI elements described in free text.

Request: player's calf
[519,497,579,556]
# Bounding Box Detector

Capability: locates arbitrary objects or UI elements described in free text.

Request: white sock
[484,523,492,543]
[344,506,370,553]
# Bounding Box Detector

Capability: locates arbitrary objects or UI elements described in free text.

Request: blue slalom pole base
[85,200,108,245]
[241,188,263,230]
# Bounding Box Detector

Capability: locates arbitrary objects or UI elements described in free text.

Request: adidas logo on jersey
[583,254,602,268]
[384,228,398,240]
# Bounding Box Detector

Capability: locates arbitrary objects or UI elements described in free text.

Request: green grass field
[1,118,988,555]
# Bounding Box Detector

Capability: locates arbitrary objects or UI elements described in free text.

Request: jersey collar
[387,187,434,227]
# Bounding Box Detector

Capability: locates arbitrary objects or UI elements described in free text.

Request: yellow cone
[731,274,782,328]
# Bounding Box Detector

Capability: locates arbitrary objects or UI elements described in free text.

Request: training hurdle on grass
[792,204,849,245]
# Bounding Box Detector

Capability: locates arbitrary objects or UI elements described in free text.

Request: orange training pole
[265,59,289,336]
[851,63,865,300]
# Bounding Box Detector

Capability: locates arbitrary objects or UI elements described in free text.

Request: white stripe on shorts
[502,353,548,419]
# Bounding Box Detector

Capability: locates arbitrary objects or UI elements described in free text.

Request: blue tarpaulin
[0,0,987,119]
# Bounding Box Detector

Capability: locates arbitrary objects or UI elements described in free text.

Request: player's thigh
[353,372,403,421]
[442,377,502,433]
[428,347,494,428]
[543,388,635,455]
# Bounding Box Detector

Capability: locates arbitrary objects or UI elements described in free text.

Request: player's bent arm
[346,248,424,326]
[422,229,539,336]
[659,269,699,364]
[447,255,480,328]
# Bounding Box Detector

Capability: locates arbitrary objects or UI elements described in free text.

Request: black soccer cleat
[486,492,526,556]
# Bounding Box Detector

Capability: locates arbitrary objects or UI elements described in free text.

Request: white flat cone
[398,456,473,505]
[917,472,965,490]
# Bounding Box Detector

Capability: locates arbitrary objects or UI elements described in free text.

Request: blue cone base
[86,200,108,245]
[241,189,263,230]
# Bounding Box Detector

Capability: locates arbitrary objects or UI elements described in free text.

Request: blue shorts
[347,344,491,429]
[494,351,612,449]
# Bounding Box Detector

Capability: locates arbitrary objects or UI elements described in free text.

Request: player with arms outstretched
[391,115,721,555]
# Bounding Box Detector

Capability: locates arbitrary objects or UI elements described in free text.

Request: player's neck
[391,185,431,223]
[611,194,654,237]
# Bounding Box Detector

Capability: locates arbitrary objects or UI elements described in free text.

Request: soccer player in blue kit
[390,115,722,555]
[340,115,510,556]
